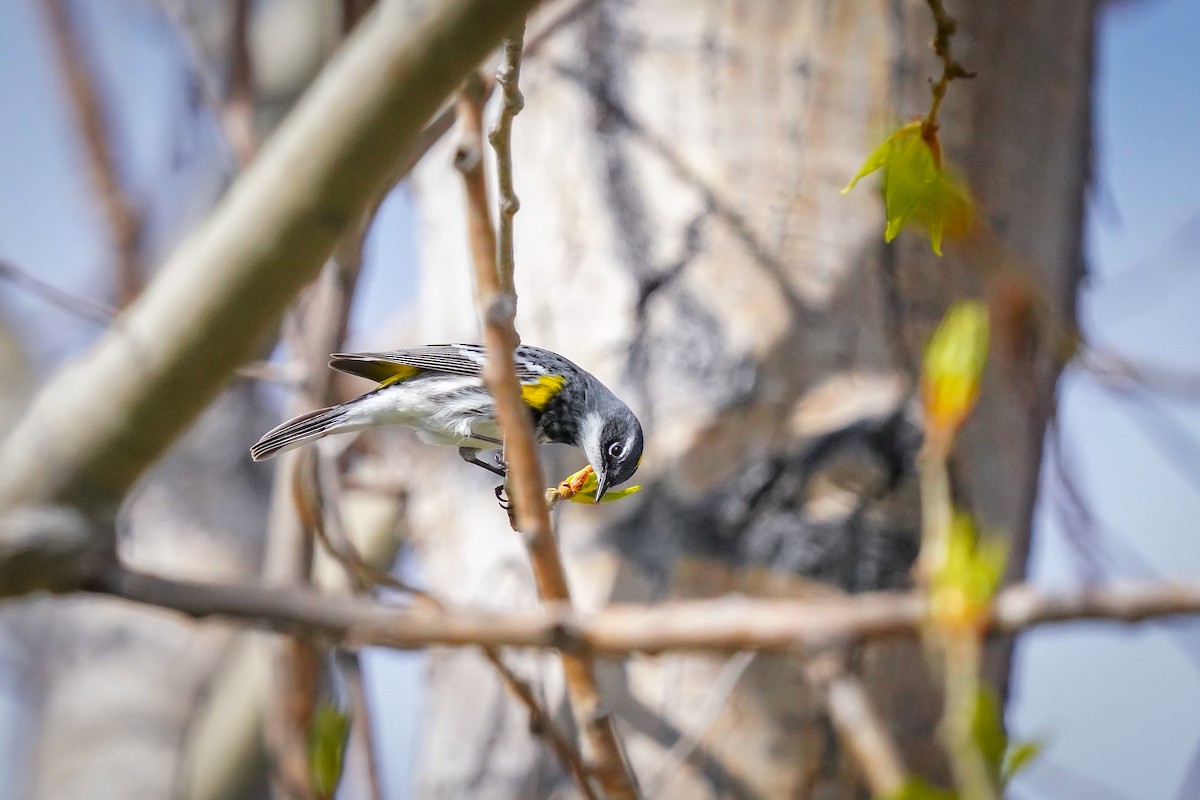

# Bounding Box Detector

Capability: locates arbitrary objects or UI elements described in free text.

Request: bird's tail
[250,405,350,461]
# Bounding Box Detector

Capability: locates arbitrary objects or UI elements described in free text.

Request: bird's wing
[329,346,567,407]
[330,344,488,384]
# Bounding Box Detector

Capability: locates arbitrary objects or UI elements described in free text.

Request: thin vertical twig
[338,652,383,800]
[224,0,257,166]
[40,0,145,306]
[921,0,975,140]
[263,223,370,800]
[456,49,640,798]
[155,0,254,167]
[939,635,998,800]
[488,27,525,296]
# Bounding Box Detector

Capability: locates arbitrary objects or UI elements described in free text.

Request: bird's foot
[494,484,510,510]
[460,447,507,478]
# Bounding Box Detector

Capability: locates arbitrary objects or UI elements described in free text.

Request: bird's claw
[494,484,511,510]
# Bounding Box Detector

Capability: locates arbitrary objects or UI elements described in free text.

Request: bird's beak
[594,468,610,504]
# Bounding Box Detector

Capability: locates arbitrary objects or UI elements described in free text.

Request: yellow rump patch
[377,365,421,386]
[521,374,566,410]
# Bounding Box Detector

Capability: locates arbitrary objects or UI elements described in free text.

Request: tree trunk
[405,0,1093,797]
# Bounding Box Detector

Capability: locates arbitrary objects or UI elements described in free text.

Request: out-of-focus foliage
[844,121,974,256]
[929,513,1007,633]
[307,701,351,800]
[885,688,1041,800]
[886,776,957,800]
[921,300,989,450]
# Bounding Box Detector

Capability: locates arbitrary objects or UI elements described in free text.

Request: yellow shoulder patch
[521,374,566,410]
[377,364,421,386]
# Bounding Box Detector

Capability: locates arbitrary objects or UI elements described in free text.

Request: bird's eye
[608,442,624,458]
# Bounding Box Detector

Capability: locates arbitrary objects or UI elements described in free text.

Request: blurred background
[0,0,1196,798]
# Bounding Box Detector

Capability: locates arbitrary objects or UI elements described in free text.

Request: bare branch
[338,650,383,800]
[155,0,254,167]
[921,0,975,139]
[455,63,640,799]
[261,199,370,800]
[40,0,145,305]
[644,652,755,797]
[486,649,601,800]
[0,259,115,326]
[224,0,257,166]
[0,506,112,595]
[86,568,1200,655]
[489,27,525,295]
[1080,346,1200,401]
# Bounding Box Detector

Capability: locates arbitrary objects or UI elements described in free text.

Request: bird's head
[581,403,644,503]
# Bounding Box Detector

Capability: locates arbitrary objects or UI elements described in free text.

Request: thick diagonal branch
[0,0,543,544]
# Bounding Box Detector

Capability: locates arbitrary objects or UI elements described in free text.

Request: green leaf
[1002,739,1044,785]
[972,686,1006,782]
[564,468,642,504]
[308,703,351,800]
[882,776,957,800]
[844,121,974,256]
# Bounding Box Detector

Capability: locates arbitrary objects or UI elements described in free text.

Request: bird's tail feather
[250,405,349,461]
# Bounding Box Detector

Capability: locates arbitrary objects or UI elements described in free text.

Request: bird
[250,343,644,502]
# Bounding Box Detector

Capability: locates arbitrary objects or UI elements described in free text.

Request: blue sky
[1,1,1199,798]
[1010,1,1200,798]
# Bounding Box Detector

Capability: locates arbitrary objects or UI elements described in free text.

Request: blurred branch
[0,0,544,533]
[40,0,145,306]
[644,652,755,797]
[805,652,907,797]
[0,259,115,325]
[524,0,596,57]
[360,0,587,211]
[487,649,601,800]
[1101,380,1200,499]
[341,0,375,33]
[1079,346,1200,401]
[236,360,305,387]
[84,568,1200,654]
[0,505,112,596]
[260,199,369,798]
[456,59,638,799]
[156,0,257,167]
[337,651,382,800]
[224,0,257,165]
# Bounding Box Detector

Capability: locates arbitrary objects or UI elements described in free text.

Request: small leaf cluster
[844,121,974,256]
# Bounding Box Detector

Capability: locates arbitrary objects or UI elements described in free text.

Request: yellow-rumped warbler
[250,344,644,501]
